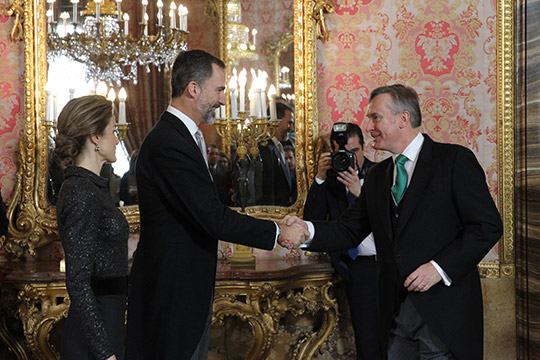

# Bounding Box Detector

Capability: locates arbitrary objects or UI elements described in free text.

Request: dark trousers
[343,255,380,360]
[61,294,126,360]
[387,296,455,359]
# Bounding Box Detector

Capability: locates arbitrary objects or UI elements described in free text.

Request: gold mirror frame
[2,0,335,256]
[2,0,514,280]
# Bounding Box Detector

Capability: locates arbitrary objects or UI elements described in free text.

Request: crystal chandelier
[226,0,257,64]
[46,0,189,85]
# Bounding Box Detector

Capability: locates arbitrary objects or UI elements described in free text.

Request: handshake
[277,216,310,250]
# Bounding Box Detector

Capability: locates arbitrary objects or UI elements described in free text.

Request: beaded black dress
[57,166,129,360]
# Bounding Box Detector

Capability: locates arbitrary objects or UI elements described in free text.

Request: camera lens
[332,152,351,172]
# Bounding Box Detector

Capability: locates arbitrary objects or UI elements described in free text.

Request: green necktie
[391,154,408,204]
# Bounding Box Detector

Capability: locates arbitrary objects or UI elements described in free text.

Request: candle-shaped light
[123,13,129,35]
[268,85,277,122]
[115,0,122,20]
[59,258,66,272]
[118,88,127,124]
[94,0,102,22]
[182,6,188,31]
[144,13,149,35]
[53,92,58,121]
[248,86,256,117]
[215,106,220,119]
[244,27,249,44]
[141,0,148,24]
[238,68,247,113]
[252,28,257,46]
[96,81,108,96]
[47,0,56,24]
[260,71,268,117]
[60,12,70,35]
[229,76,238,118]
[220,104,226,118]
[46,9,53,32]
[71,0,79,24]
[170,2,176,29]
[107,88,116,101]
[45,85,53,121]
[157,0,163,26]
[69,88,75,99]
[178,5,183,30]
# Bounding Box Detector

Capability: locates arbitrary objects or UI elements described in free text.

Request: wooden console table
[0,258,338,360]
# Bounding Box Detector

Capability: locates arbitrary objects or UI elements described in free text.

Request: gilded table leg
[0,286,31,360]
[17,284,69,360]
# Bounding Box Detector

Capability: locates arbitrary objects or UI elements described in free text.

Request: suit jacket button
[394,213,399,218]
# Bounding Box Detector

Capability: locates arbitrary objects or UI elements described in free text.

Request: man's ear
[185,81,200,99]
[399,110,411,129]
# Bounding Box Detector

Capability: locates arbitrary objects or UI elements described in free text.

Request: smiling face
[365,93,405,154]
[197,63,226,124]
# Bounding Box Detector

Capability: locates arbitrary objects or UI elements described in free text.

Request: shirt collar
[167,105,199,138]
[392,132,424,163]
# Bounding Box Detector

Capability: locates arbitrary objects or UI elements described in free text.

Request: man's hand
[337,166,362,197]
[316,153,332,181]
[404,262,442,292]
[277,216,310,249]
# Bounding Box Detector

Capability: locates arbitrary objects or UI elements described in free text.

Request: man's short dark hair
[283,145,295,154]
[330,123,364,149]
[171,50,226,98]
[273,102,293,120]
[369,84,422,128]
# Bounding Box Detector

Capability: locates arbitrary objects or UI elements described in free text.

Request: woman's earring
[95,145,100,152]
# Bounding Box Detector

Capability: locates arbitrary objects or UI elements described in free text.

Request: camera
[330,123,356,173]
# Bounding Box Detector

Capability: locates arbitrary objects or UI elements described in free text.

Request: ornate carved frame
[2,0,514,279]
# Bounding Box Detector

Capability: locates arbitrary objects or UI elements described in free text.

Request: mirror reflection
[44,0,296,208]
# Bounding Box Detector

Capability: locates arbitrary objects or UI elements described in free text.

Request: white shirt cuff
[430,260,452,286]
[273,222,279,249]
[315,177,326,185]
[299,221,315,249]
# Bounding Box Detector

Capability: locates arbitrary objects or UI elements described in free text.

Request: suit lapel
[394,135,435,239]
[376,158,394,242]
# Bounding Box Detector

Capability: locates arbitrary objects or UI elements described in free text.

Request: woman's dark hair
[54,95,114,167]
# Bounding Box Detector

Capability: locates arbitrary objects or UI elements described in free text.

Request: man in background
[303,123,378,359]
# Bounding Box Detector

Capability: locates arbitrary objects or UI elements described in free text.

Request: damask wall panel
[317,0,499,262]
[0,10,23,201]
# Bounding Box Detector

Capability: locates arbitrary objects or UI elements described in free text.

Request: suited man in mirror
[125,49,308,360]
[258,102,295,206]
[284,84,503,359]
[303,122,378,359]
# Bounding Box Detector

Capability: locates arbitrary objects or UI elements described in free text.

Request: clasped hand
[277,215,310,249]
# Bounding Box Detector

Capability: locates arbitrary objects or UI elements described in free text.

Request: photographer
[303,122,378,359]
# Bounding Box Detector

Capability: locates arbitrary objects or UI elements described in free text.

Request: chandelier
[46,0,189,85]
[226,0,257,64]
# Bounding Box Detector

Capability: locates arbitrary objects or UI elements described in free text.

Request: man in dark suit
[125,50,307,360]
[258,102,295,206]
[285,84,503,359]
[303,123,378,359]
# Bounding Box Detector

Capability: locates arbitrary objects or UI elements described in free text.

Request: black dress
[57,166,129,360]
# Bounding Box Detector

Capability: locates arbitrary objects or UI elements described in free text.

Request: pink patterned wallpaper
[317,0,499,262]
[0,8,23,202]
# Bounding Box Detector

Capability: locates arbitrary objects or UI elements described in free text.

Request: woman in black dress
[55,95,129,360]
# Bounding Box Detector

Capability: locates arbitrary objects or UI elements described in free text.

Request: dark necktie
[391,154,408,204]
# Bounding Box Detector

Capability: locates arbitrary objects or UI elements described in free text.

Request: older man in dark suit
[125,50,307,360]
[285,84,502,359]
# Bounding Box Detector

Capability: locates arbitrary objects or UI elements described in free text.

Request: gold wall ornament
[1,0,24,42]
[312,0,335,41]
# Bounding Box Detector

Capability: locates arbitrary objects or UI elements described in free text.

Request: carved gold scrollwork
[16,284,70,360]
[312,0,335,41]
[212,277,337,360]
[1,0,24,42]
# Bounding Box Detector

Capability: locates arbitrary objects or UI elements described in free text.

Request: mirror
[3,0,334,256]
